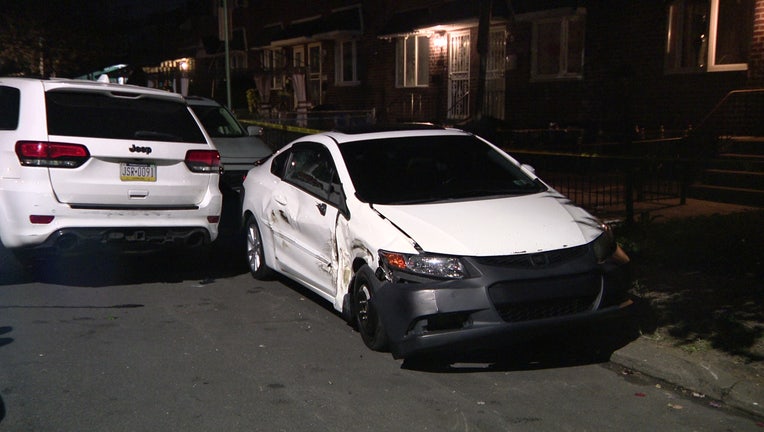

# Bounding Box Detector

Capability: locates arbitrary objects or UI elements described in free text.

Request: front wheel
[352,268,389,351]
[244,215,272,280]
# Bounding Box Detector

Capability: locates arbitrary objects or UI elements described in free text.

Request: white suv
[0,78,223,257]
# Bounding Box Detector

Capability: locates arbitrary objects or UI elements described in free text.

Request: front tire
[244,215,272,279]
[352,268,389,351]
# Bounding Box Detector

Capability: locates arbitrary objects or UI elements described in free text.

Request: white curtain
[254,75,272,116]
[292,73,308,127]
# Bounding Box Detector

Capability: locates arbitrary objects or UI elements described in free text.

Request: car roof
[0,77,184,101]
[316,124,474,144]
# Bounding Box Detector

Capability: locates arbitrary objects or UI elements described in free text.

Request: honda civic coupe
[240,124,632,359]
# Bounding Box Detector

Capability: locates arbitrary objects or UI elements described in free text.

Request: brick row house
[172,0,762,145]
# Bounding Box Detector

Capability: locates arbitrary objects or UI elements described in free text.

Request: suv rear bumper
[0,184,222,249]
[23,226,213,255]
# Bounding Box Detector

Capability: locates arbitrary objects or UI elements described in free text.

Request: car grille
[487,273,600,323]
[475,244,588,269]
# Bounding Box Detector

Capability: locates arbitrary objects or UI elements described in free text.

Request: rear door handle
[316,202,327,216]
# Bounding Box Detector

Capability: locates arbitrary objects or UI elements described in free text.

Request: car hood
[372,192,603,256]
[212,136,271,167]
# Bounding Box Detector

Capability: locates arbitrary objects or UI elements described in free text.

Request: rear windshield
[0,86,20,130]
[339,135,546,204]
[46,90,206,143]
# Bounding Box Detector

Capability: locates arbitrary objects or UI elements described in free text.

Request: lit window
[336,40,359,85]
[531,11,585,81]
[666,0,753,72]
[396,35,430,87]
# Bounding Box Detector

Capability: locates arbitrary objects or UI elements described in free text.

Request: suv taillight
[185,150,221,173]
[16,141,90,168]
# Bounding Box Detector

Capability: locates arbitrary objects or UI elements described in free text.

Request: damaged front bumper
[371,255,633,359]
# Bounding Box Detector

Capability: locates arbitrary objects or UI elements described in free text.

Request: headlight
[592,223,616,263]
[379,250,467,279]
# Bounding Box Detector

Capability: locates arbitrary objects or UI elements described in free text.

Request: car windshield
[339,135,546,204]
[189,105,247,138]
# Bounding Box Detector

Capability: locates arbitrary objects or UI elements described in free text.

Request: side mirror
[247,125,264,136]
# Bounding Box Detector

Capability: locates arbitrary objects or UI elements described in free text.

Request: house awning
[376,0,585,38]
[252,5,363,48]
[377,1,509,38]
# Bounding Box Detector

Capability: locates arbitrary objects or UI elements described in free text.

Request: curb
[611,337,764,419]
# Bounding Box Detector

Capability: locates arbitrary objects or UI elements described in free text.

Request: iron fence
[509,148,688,222]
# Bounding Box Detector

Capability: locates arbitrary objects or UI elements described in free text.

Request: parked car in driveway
[185,96,272,193]
[240,124,633,359]
[0,77,223,257]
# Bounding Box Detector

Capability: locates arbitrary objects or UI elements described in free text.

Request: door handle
[274,194,287,205]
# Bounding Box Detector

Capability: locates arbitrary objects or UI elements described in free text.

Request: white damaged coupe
[240,125,632,359]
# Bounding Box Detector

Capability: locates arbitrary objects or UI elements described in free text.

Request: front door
[269,143,338,296]
[307,43,323,106]
[485,27,506,120]
[448,31,470,120]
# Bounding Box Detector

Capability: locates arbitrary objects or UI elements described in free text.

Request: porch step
[718,136,764,154]
[701,168,764,189]
[688,184,764,207]
[688,136,764,207]
[713,153,764,171]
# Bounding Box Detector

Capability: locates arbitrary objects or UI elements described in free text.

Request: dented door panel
[268,180,338,297]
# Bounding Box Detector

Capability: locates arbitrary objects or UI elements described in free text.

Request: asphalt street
[0,245,761,431]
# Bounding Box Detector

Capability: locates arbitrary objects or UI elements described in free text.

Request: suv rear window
[0,86,21,130]
[46,90,206,143]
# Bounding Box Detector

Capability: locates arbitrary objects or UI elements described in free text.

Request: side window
[396,35,430,87]
[666,0,753,73]
[530,11,585,81]
[336,40,360,85]
[0,86,21,130]
[283,144,340,203]
[271,151,290,178]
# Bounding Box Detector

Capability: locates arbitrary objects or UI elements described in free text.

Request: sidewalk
[597,197,760,224]
[611,335,763,418]
[603,198,763,419]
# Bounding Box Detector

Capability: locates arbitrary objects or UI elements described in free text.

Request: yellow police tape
[240,119,323,135]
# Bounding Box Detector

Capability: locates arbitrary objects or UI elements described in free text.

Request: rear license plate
[120,163,156,182]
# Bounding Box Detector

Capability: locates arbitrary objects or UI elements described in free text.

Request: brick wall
[505,1,753,141]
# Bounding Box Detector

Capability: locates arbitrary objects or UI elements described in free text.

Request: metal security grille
[448,31,470,120]
[485,28,506,120]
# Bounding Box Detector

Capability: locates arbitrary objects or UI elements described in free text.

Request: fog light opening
[407,312,472,336]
